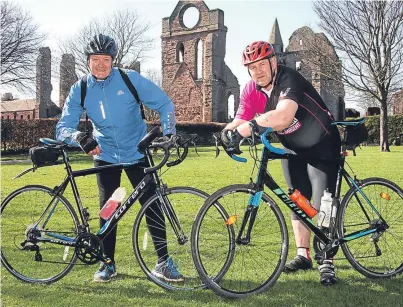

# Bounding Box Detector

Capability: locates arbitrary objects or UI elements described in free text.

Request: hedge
[2,115,402,153]
[363,114,403,145]
[1,119,226,153]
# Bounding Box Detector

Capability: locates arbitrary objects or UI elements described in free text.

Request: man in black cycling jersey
[221,41,341,286]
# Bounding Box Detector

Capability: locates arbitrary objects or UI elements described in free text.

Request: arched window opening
[176,43,184,63]
[227,94,235,120]
[196,39,203,79]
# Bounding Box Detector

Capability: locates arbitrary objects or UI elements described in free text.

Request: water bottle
[318,189,333,228]
[289,189,318,218]
[99,187,126,220]
[63,246,69,261]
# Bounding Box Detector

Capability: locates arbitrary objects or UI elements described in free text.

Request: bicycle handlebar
[213,133,247,163]
[214,128,286,163]
[260,128,286,155]
[144,135,177,173]
[144,133,198,173]
[165,134,198,167]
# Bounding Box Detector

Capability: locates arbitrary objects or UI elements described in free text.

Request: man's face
[88,55,113,79]
[248,57,276,88]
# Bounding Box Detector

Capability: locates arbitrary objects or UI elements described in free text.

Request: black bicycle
[191,118,403,298]
[1,127,210,291]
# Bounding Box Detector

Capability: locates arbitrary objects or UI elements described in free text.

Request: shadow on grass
[2,268,402,307]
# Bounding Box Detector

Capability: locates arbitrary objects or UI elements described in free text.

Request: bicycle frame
[237,145,388,257]
[34,146,187,251]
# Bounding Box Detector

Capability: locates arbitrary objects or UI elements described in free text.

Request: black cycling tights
[282,157,337,220]
[281,131,340,221]
[95,159,168,263]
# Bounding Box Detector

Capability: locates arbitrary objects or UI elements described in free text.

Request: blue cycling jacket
[56,68,176,164]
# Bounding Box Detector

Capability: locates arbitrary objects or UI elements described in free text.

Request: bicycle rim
[192,185,288,298]
[339,178,403,278]
[133,187,209,290]
[1,185,79,283]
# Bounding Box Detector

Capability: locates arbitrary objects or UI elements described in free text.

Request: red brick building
[1,99,38,120]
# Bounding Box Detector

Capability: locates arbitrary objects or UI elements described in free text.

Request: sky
[9,0,340,108]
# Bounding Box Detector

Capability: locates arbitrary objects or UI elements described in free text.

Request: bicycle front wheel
[338,177,403,278]
[132,187,209,291]
[191,184,288,299]
[1,185,79,284]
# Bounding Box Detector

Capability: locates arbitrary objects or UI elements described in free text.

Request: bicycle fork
[235,191,262,245]
[158,192,188,245]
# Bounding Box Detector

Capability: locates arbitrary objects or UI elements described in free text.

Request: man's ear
[271,56,277,67]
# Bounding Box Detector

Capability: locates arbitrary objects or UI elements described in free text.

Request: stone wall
[282,26,345,120]
[161,0,239,123]
[224,64,240,120]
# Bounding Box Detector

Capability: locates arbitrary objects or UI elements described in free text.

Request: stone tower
[36,47,53,118]
[59,54,77,110]
[35,47,61,118]
[161,0,239,123]
[269,18,284,54]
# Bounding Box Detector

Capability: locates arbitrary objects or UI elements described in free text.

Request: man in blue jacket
[56,34,180,282]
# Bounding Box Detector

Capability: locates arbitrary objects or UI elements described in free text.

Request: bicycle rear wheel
[191,184,288,298]
[338,177,403,278]
[132,187,209,290]
[1,185,79,283]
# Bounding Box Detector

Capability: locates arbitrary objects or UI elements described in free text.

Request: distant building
[1,98,37,120]
[269,21,345,120]
[1,47,62,120]
[392,90,403,115]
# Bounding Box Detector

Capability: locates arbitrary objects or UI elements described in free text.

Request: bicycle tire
[1,185,79,284]
[132,187,210,291]
[338,177,403,278]
[191,184,288,298]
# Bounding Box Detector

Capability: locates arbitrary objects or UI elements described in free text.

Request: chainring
[313,234,339,259]
[75,233,103,265]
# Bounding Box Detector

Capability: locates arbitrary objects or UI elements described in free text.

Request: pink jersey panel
[235,80,267,121]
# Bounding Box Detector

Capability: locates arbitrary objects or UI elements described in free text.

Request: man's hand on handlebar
[76,133,100,155]
[220,129,243,155]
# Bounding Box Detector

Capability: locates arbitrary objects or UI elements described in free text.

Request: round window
[182,6,200,29]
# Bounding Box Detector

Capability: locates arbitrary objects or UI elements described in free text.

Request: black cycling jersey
[258,65,336,151]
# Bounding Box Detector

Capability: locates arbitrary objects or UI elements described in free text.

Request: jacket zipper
[99,101,106,119]
[102,87,121,163]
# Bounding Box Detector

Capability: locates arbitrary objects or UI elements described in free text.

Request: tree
[57,9,153,77]
[0,1,46,93]
[311,1,403,151]
[143,68,162,121]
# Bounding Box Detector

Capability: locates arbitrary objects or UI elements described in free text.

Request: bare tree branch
[0,1,46,94]
[310,0,403,151]
[143,68,162,121]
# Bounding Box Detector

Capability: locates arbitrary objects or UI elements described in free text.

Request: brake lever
[191,140,199,157]
[213,134,220,158]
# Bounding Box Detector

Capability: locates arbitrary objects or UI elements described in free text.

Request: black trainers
[319,260,337,286]
[284,255,313,273]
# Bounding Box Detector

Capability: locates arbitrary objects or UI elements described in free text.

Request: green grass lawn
[1,146,403,307]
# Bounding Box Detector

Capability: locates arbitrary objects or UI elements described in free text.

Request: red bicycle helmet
[242,41,275,66]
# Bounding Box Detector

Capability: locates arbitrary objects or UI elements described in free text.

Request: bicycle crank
[75,233,103,265]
